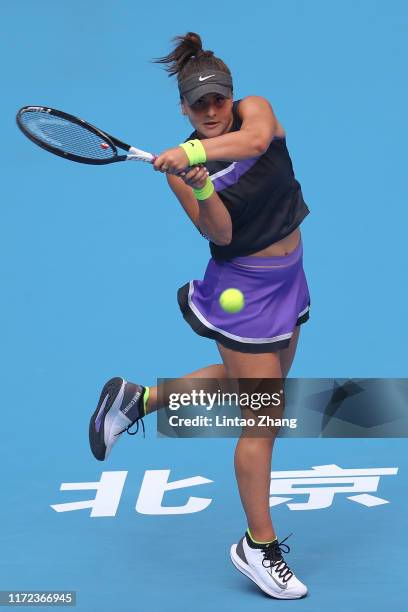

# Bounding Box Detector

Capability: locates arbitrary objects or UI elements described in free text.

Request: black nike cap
[178,70,233,105]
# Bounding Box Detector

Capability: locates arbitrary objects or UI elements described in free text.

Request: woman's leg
[145,363,227,413]
[217,329,301,543]
[280,326,300,378]
[216,343,283,542]
[144,324,299,414]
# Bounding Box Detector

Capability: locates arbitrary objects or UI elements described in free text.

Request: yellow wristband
[179,139,207,166]
[193,177,214,200]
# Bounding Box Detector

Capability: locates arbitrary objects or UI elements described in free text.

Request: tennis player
[89,32,310,599]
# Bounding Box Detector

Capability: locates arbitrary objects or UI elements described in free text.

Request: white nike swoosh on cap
[198,74,215,81]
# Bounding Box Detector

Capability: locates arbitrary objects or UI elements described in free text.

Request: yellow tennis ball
[219,288,245,313]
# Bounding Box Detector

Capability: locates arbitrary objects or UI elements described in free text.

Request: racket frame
[16,106,155,165]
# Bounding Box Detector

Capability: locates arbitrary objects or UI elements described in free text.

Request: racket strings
[19,111,115,160]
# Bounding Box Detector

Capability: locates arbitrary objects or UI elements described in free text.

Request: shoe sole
[230,545,306,600]
[89,377,126,461]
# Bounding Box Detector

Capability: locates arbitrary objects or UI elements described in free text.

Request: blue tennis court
[1,1,407,610]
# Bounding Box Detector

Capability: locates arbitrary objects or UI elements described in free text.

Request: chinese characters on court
[51,465,398,516]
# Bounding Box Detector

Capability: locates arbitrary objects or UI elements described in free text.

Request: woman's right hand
[177,165,209,190]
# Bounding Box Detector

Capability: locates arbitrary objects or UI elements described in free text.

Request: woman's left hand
[153,146,190,174]
[179,165,209,190]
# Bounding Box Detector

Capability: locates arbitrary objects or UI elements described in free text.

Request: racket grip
[151,154,158,164]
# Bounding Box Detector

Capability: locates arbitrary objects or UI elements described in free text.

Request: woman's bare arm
[166,172,232,246]
[154,96,279,174]
[201,96,278,160]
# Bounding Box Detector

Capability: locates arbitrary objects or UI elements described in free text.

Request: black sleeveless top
[186,99,310,260]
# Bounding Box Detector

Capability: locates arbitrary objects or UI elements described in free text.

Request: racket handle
[127,146,156,163]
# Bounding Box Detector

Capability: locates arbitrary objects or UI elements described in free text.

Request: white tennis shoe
[230,532,307,599]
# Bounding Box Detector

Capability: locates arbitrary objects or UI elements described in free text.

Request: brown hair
[153,32,232,84]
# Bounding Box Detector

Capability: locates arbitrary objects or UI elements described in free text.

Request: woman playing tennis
[89,32,310,600]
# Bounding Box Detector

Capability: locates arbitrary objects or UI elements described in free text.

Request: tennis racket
[16,106,156,166]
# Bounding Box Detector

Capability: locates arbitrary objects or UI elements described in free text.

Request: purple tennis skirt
[177,239,311,354]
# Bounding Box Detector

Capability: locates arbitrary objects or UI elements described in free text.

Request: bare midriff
[248,227,301,257]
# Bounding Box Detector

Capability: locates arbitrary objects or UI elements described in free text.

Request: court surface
[1,1,407,610]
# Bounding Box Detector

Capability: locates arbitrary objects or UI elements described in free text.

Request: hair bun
[153,33,231,81]
[198,49,214,58]
[185,32,202,49]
